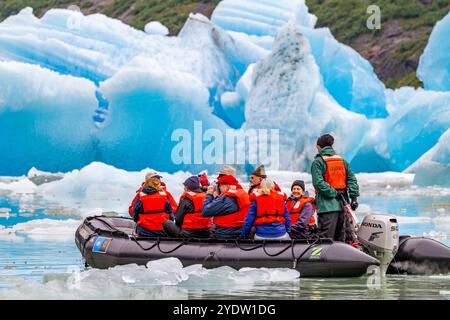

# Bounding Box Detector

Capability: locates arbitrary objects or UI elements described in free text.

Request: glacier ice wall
[0,2,448,184]
[417,11,450,91]
[97,55,228,173]
[0,60,97,175]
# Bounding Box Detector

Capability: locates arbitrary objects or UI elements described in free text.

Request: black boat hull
[387,235,450,275]
[75,216,380,278]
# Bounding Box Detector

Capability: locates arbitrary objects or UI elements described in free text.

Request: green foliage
[305,0,450,88]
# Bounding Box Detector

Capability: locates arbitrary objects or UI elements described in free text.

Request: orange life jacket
[254,190,287,226]
[322,154,347,190]
[129,187,142,217]
[137,191,170,231]
[286,197,316,225]
[249,182,282,201]
[213,188,250,228]
[162,185,178,213]
[180,191,211,230]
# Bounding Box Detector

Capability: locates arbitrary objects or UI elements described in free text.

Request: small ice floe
[0,219,81,241]
[396,216,432,224]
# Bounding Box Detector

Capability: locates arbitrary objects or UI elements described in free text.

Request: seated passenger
[130,171,174,237]
[163,176,211,238]
[286,180,318,239]
[202,174,250,239]
[248,165,282,199]
[241,179,291,240]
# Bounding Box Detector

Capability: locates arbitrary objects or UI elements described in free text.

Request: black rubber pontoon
[387,235,450,275]
[75,216,379,277]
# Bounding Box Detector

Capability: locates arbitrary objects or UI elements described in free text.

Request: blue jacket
[202,193,242,238]
[241,201,291,239]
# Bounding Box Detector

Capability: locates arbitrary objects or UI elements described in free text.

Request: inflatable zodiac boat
[75,216,379,277]
[75,216,450,277]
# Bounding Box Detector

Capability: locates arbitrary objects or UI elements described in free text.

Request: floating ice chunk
[146,257,184,273]
[243,22,368,171]
[144,21,169,36]
[212,0,316,36]
[0,178,37,194]
[407,128,450,187]
[417,12,450,91]
[422,231,448,241]
[396,216,432,224]
[36,162,190,213]
[298,26,387,118]
[0,219,81,241]
[352,87,450,173]
[432,215,450,228]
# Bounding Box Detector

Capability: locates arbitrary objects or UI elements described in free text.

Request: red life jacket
[322,154,347,190]
[129,185,143,217]
[162,184,178,213]
[180,191,211,230]
[137,191,170,231]
[249,182,282,201]
[213,188,250,228]
[254,190,287,226]
[286,197,316,225]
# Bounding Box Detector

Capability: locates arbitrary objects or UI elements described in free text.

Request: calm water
[0,191,449,300]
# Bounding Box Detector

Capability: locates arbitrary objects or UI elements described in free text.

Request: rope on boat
[156,238,186,254]
[262,241,293,257]
[291,237,321,269]
[234,240,263,251]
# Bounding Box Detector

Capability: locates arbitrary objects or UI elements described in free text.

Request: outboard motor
[357,215,399,274]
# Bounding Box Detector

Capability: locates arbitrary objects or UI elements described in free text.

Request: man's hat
[251,165,267,178]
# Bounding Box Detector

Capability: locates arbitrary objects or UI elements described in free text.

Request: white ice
[417,11,450,92]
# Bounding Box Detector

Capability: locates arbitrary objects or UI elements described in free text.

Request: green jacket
[311,146,359,214]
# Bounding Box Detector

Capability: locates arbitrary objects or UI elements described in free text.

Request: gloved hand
[335,190,345,199]
[350,198,359,211]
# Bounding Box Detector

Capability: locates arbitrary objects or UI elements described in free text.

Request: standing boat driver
[202,174,250,239]
[311,134,360,243]
[163,176,211,238]
[287,180,318,239]
[130,171,175,237]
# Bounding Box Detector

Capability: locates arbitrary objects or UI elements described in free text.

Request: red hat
[217,174,238,186]
[198,172,209,187]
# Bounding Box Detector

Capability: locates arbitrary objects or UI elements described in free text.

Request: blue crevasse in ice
[417,11,450,92]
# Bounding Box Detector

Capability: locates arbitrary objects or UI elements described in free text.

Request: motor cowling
[357,215,399,274]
